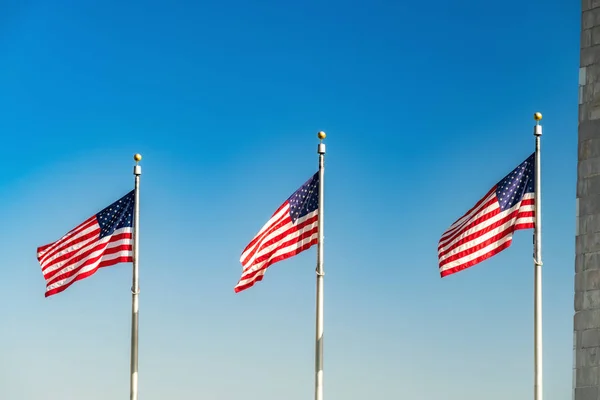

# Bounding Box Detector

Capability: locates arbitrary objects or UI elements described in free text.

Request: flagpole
[315,131,326,400]
[533,113,543,400]
[130,153,142,400]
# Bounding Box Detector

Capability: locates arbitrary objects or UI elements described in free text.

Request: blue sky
[0,0,579,399]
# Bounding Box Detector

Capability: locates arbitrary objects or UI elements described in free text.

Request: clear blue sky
[0,0,578,399]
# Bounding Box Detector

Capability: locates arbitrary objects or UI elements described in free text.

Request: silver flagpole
[533,113,543,400]
[130,153,142,400]
[315,131,326,400]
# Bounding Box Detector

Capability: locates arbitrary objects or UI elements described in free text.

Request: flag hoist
[36,153,143,400]
[436,113,543,400]
[234,132,327,400]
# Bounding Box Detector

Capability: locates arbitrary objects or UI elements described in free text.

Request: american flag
[37,190,135,297]
[438,153,535,277]
[235,172,319,293]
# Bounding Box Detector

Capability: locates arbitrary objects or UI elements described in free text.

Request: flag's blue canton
[495,153,535,211]
[288,172,319,223]
[96,190,135,239]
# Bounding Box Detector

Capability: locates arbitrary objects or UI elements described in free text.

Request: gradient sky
[0,1,579,399]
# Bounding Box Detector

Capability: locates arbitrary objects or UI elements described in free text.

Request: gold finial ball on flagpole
[534,112,542,121]
[317,131,326,140]
[134,153,142,162]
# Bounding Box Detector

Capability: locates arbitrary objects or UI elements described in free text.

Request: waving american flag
[37,191,134,297]
[235,172,319,293]
[438,153,535,277]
